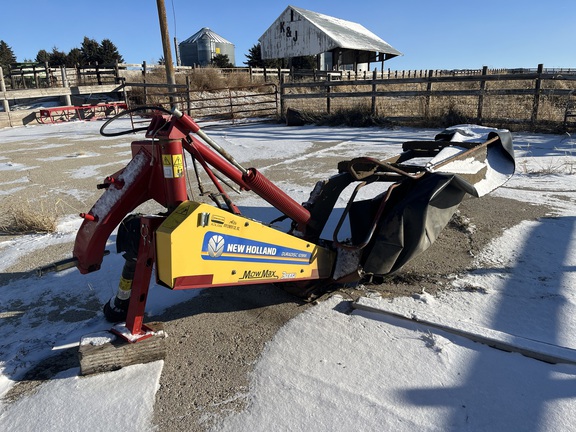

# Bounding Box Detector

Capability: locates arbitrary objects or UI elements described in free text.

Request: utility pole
[156,0,177,107]
[174,37,181,67]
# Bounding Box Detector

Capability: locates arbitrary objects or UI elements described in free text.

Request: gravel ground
[0,122,551,430]
[149,195,550,431]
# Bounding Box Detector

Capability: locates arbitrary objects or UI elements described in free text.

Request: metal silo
[179,27,236,67]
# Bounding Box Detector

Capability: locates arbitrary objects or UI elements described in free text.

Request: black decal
[240,269,278,280]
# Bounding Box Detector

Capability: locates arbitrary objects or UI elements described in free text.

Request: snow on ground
[0,120,575,431]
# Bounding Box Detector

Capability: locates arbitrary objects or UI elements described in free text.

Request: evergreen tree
[35,49,50,63]
[81,37,100,65]
[211,53,234,68]
[0,40,17,72]
[289,55,317,70]
[244,43,282,68]
[244,44,263,67]
[66,48,83,67]
[99,39,124,65]
[49,47,67,66]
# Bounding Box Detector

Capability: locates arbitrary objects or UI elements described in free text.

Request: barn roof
[180,27,234,45]
[259,6,402,60]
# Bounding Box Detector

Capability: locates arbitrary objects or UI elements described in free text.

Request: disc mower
[69,106,514,356]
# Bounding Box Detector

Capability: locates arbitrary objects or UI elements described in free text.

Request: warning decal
[172,154,183,178]
[162,154,173,178]
[162,154,184,178]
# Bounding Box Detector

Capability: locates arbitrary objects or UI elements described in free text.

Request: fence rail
[3,62,576,130]
[6,61,576,90]
[6,62,120,89]
[280,64,576,130]
[123,81,279,123]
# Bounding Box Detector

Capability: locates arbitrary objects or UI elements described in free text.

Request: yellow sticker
[162,154,174,178]
[118,276,132,292]
[172,154,184,178]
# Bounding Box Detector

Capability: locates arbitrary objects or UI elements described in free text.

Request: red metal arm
[74,137,187,273]
[74,111,312,274]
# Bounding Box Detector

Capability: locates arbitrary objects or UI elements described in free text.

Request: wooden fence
[123,80,279,123]
[120,62,291,83]
[280,64,576,130]
[6,60,576,88]
[6,62,120,89]
[0,64,125,127]
[3,61,576,130]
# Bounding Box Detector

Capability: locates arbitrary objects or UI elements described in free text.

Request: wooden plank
[78,322,167,376]
[352,299,576,366]
[123,81,187,89]
[6,84,124,99]
[283,87,574,102]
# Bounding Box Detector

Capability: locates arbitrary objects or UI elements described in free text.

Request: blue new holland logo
[201,232,311,265]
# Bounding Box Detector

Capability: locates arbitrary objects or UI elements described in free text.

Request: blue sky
[2,1,574,70]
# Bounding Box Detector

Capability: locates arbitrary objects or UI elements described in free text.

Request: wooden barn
[259,6,402,71]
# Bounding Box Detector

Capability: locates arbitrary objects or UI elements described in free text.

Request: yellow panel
[156,201,334,289]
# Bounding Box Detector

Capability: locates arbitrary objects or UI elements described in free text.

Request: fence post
[0,66,10,114]
[0,66,12,126]
[96,62,102,85]
[32,64,39,88]
[60,66,72,106]
[21,66,27,89]
[326,73,332,114]
[10,65,15,88]
[44,62,51,87]
[114,60,120,83]
[425,69,433,118]
[531,63,544,127]
[228,87,234,122]
[477,66,488,124]
[279,73,285,116]
[186,75,192,116]
[371,69,377,115]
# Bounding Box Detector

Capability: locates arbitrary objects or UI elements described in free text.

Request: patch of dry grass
[127,67,258,110]
[519,157,576,176]
[0,202,58,234]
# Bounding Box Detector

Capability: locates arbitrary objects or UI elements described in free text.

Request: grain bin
[179,27,236,67]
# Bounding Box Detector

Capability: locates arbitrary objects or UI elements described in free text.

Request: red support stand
[112,216,164,343]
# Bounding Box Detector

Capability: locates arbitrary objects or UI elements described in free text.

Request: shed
[179,27,236,67]
[259,6,402,71]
